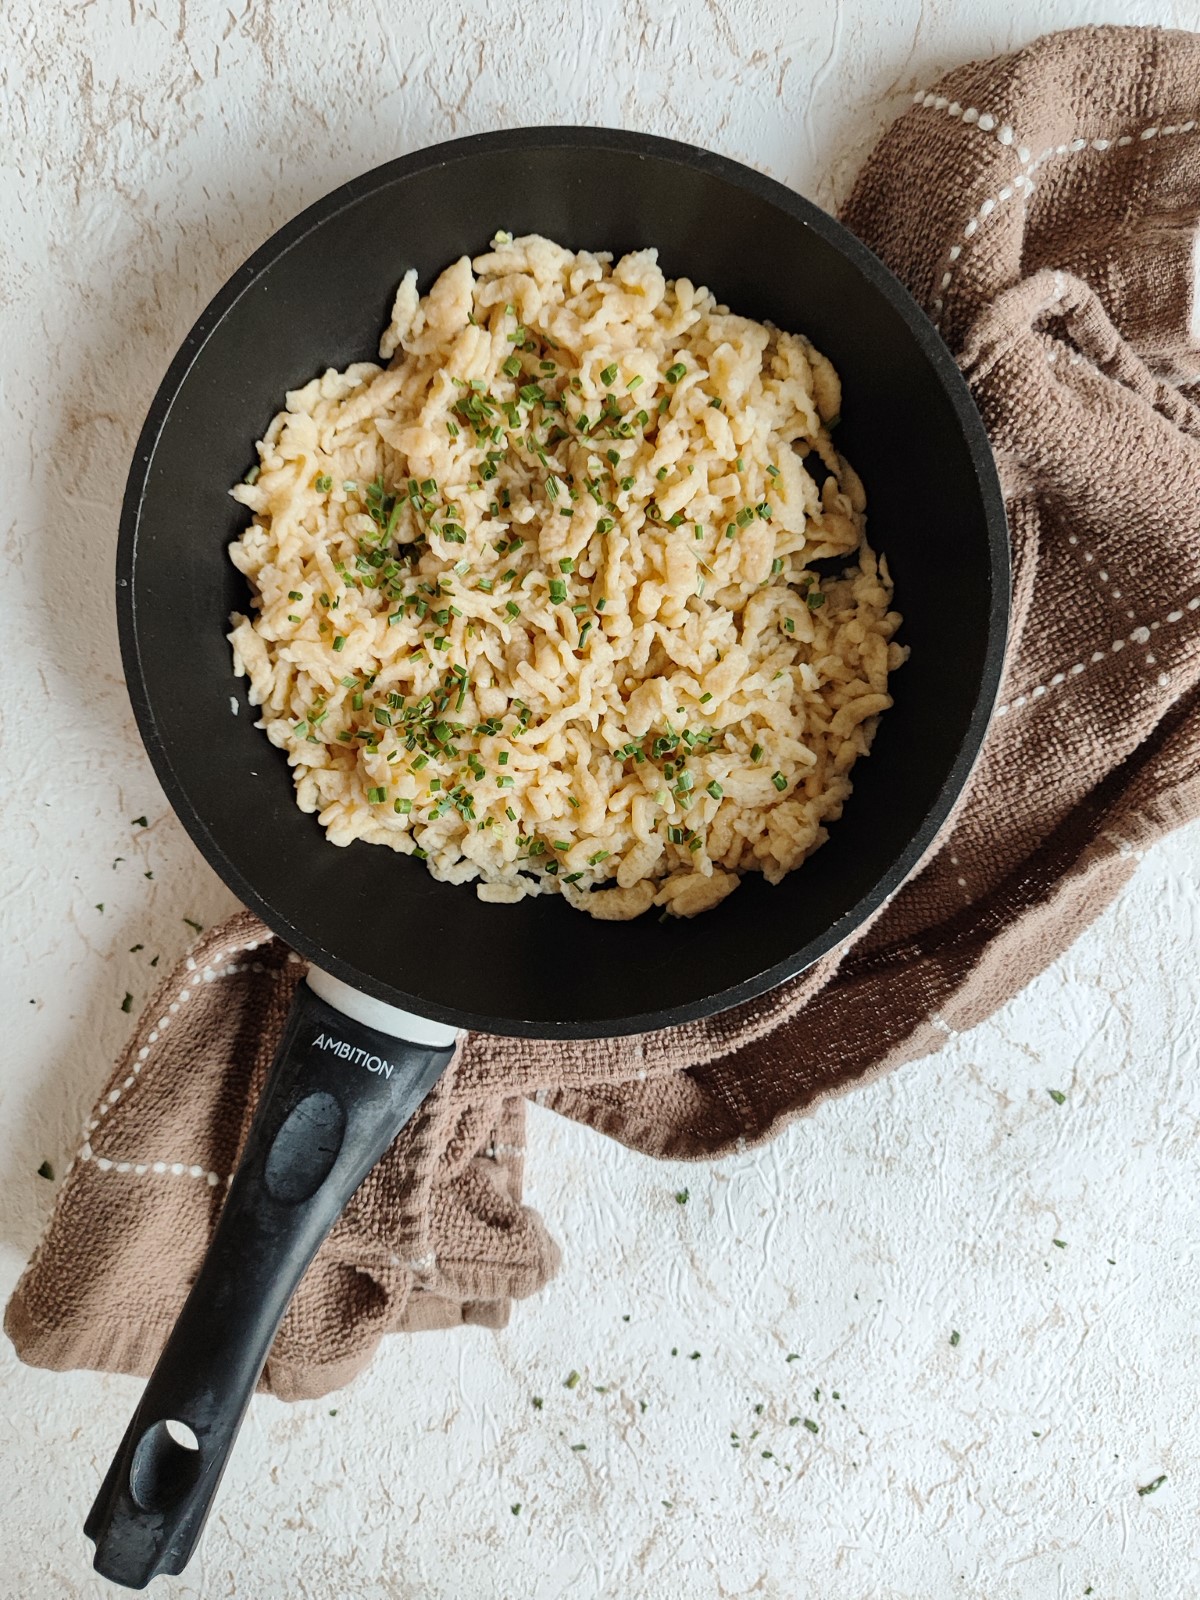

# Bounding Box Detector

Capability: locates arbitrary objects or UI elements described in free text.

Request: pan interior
[123,131,1006,1036]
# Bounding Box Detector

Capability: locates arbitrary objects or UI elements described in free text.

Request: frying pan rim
[116,124,1009,1038]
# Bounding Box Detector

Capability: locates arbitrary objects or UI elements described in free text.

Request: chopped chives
[506,601,521,619]
[288,590,303,601]
[367,787,386,804]
[352,692,364,710]
[600,363,618,385]
[568,795,580,808]
[626,374,643,390]
[587,850,610,865]
[596,516,615,534]
[578,621,592,647]
[772,771,787,791]
[767,463,780,477]
[332,635,346,651]
[665,362,686,383]
[699,692,713,704]
[559,558,575,573]
[807,590,826,609]
[497,775,514,788]
[498,751,509,765]
[689,836,703,851]
[287,614,300,623]
[783,617,795,633]
[394,797,412,814]
[619,476,634,492]
[751,744,764,762]
[552,840,570,851]
[505,805,517,821]
[707,780,723,799]
[596,597,606,611]
[502,355,521,378]
[770,557,784,575]
[656,467,668,480]
[548,578,567,604]
[412,754,429,770]
[314,473,332,491]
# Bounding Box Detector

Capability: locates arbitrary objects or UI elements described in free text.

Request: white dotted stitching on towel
[995,596,1197,715]
[928,115,1199,317]
[75,952,268,1180]
[485,1143,526,1160]
[78,1142,223,1187]
[1101,829,1147,862]
[930,1013,958,1036]
[911,89,1016,150]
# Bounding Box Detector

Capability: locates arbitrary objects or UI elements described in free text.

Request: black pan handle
[84,977,458,1590]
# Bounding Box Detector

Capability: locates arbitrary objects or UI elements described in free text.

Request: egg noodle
[229,234,904,919]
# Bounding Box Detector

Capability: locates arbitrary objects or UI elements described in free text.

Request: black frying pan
[87,128,1008,1587]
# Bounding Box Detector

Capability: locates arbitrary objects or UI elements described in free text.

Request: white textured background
[3,2,1199,1596]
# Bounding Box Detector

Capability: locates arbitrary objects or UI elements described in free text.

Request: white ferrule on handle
[305,965,460,1048]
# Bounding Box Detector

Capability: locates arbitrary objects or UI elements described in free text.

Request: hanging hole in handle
[129,1418,203,1512]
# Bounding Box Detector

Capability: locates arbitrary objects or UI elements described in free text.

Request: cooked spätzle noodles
[229,234,904,918]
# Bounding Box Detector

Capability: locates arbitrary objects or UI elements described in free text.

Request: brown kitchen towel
[9,24,1200,1400]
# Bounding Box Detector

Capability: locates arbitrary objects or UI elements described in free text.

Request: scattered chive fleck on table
[564,1370,580,1389]
[1138,1474,1167,1496]
[1052,1239,1067,1249]
[1048,1088,1067,1104]
[120,992,133,1013]
[674,1188,689,1205]
[37,1161,54,1181]
[803,1418,819,1434]
[132,816,148,827]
